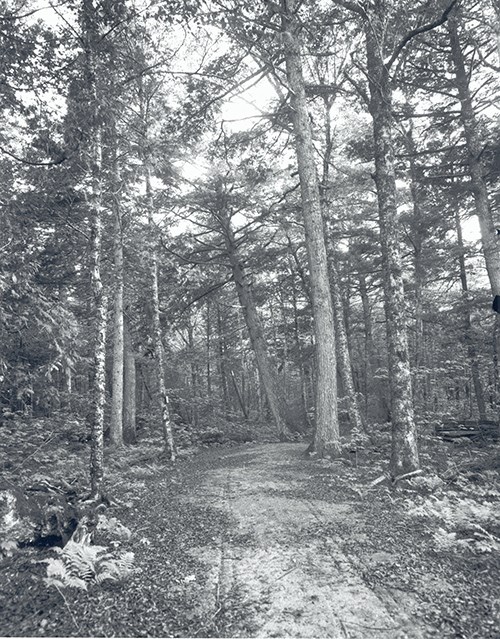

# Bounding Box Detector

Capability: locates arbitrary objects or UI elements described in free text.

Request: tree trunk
[448,8,500,421]
[358,273,374,418]
[320,93,366,438]
[187,321,199,427]
[365,12,419,477]
[330,260,367,435]
[110,133,124,447]
[123,321,136,444]
[493,0,500,62]
[290,271,310,425]
[454,209,487,420]
[448,11,500,297]
[278,286,290,406]
[223,216,290,439]
[281,0,340,456]
[145,165,175,460]
[405,127,425,407]
[206,299,212,397]
[82,0,106,499]
[216,302,230,414]
[230,369,249,419]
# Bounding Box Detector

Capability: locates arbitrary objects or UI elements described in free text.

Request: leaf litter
[0,431,499,637]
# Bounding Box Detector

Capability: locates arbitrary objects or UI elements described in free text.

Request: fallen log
[435,420,499,442]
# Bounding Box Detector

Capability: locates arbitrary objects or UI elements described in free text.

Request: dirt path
[184,443,427,639]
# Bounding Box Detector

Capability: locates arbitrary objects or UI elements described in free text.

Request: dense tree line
[1,0,499,494]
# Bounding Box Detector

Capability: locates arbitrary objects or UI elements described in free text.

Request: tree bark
[82,0,106,499]
[330,260,367,435]
[448,10,500,297]
[281,0,340,456]
[223,212,290,439]
[405,127,425,405]
[123,321,136,444]
[110,131,124,447]
[454,209,487,420]
[136,75,176,460]
[187,321,199,427]
[365,9,420,477]
[216,302,230,414]
[206,299,212,397]
[145,162,175,460]
[320,94,366,438]
[448,8,500,420]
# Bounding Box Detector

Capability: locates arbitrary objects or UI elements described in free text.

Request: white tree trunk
[82,0,106,498]
[110,141,124,447]
[145,162,176,460]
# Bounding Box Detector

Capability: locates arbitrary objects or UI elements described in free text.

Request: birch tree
[144,156,176,461]
[109,123,124,447]
[81,0,106,497]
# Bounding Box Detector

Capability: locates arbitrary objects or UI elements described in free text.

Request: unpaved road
[184,443,427,638]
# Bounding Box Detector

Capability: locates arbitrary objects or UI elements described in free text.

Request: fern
[44,557,89,590]
[44,537,137,591]
[59,539,110,582]
[407,494,499,553]
[96,551,137,584]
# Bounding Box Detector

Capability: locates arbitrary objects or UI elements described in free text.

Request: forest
[0,0,499,637]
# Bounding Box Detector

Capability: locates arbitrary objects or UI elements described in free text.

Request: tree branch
[0,145,68,167]
[387,0,459,70]
[332,0,367,17]
[180,279,232,313]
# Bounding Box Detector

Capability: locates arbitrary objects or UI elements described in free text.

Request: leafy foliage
[406,493,500,553]
[43,537,137,591]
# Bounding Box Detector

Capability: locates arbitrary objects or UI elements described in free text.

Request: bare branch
[387,0,459,70]
[0,145,68,166]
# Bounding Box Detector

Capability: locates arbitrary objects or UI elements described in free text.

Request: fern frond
[43,530,137,591]
[60,540,109,582]
[96,551,137,584]
[43,558,88,590]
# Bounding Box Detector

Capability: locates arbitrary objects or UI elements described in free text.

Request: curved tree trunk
[281,0,340,457]
[223,217,290,439]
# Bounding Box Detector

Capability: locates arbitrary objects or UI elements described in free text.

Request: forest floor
[1,431,500,638]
